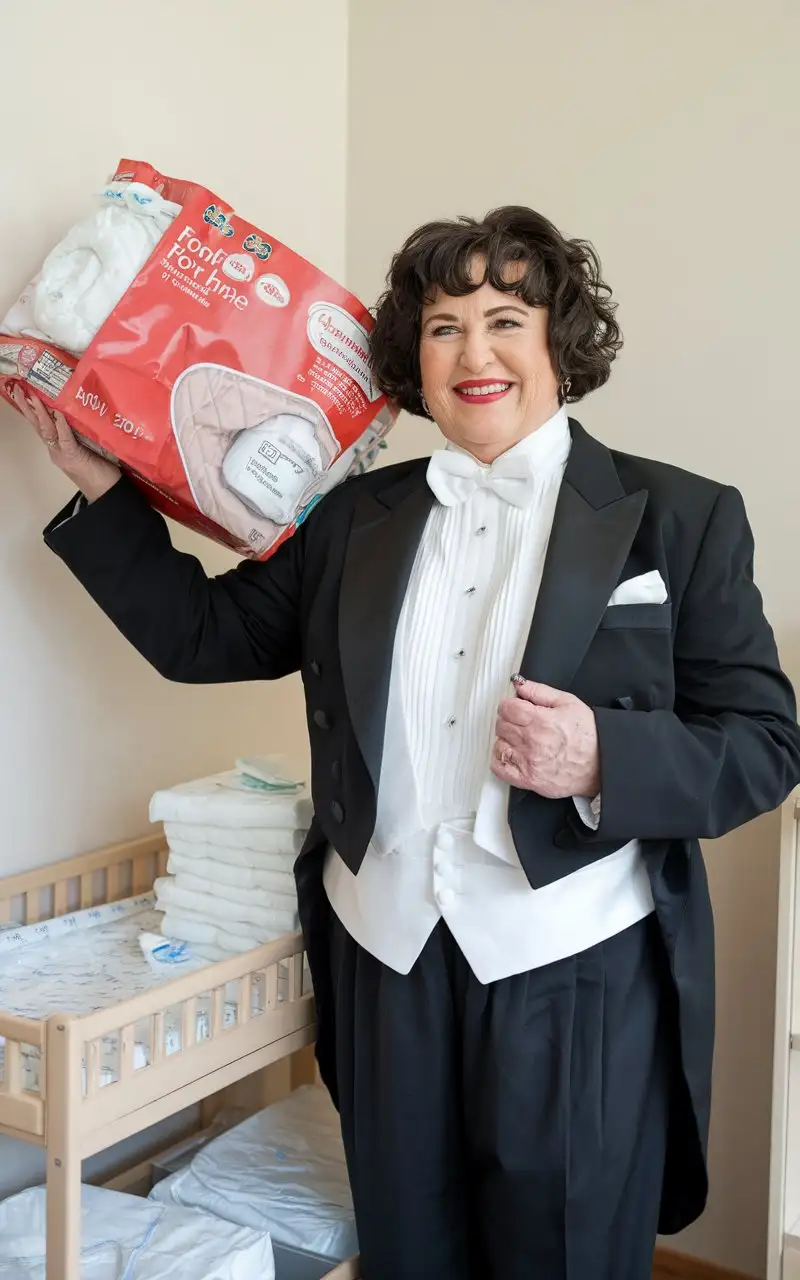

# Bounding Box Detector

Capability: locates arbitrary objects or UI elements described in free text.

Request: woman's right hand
[12,386,121,503]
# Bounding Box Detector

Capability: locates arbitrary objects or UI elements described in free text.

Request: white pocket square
[607,570,668,607]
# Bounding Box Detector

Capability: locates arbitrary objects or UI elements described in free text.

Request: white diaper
[150,770,314,829]
[169,366,339,556]
[222,413,323,525]
[1,182,181,356]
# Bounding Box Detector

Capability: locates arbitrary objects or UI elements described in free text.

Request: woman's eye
[427,317,523,337]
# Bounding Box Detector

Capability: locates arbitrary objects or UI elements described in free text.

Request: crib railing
[0,835,167,1137]
[57,929,313,1156]
[0,834,166,928]
[0,835,315,1148]
[77,943,308,1100]
[1,834,318,1280]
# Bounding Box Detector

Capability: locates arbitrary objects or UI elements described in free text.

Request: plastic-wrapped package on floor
[149,1085,358,1262]
[0,1183,275,1279]
[0,158,397,560]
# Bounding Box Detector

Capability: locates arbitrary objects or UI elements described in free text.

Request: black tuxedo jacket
[45,419,800,1233]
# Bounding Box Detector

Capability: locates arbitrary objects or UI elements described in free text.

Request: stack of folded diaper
[150,760,313,961]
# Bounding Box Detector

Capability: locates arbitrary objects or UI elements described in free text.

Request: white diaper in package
[222,413,324,525]
[1,182,181,356]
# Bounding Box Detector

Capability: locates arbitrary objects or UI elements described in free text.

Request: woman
[16,206,800,1279]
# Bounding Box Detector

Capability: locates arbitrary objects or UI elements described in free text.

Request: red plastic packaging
[0,159,396,558]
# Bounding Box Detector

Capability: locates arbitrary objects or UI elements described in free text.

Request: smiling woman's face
[419,258,560,463]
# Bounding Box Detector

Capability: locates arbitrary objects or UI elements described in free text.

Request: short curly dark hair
[369,206,622,418]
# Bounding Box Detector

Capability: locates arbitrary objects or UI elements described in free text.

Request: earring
[420,391,431,417]
[560,377,572,402]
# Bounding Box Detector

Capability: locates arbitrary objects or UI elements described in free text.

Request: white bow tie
[426,448,535,508]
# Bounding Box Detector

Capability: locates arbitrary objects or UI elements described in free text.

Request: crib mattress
[149,1085,357,1262]
[0,1183,275,1279]
[0,895,197,1020]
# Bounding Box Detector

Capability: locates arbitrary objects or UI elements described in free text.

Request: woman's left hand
[492,679,600,799]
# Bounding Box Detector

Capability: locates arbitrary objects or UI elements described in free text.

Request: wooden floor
[652,1247,756,1280]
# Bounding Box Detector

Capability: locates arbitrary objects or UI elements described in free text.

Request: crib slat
[181,998,197,1051]
[211,988,225,1037]
[85,1039,101,1097]
[25,891,40,925]
[107,863,122,903]
[80,874,93,909]
[39,1045,47,1101]
[132,855,152,896]
[1,1038,22,1094]
[239,973,252,1024]
[152,1012,165,1065]
[157,847,169,878]
[289,952,304,1000]
[0,899,11,925]
[120,1025,136,1080]
[53,881,69,917]
[265,964,279,1009]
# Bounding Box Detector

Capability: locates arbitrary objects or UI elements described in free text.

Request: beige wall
[347,0,799,1273]
[0,0,346,1193]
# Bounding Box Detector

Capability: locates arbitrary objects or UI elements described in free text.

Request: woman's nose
[458,329,493,373]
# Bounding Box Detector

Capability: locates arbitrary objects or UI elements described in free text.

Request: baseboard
[652,1246,757,1280]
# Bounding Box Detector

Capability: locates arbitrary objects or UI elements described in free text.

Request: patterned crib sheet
[0,895,180,1019]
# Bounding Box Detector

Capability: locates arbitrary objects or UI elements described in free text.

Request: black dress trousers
[329,912,671,1280]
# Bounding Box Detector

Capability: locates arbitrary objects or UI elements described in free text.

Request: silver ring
[44,438,58,449]
[498,745,513,766]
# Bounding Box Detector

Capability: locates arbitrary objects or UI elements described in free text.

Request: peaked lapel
[339,463,434,794]
[510,420,647,806]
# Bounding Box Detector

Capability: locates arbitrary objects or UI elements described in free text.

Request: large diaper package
[0,159,396,558]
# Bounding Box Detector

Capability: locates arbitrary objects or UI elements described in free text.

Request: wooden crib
[0,833,346,1279]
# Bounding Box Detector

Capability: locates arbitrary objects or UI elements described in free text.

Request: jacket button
[310,660,321,677]
[313,709,331,730]
[330,800,345,823]
[331,760,341,783]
